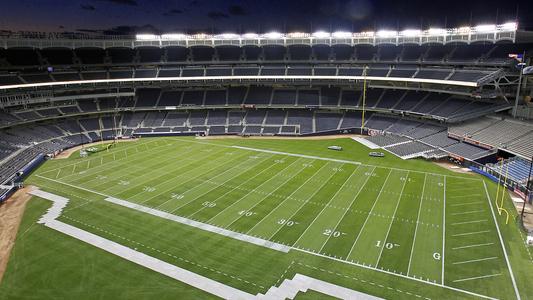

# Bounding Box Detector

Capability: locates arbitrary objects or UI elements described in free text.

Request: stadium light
[217,33,239,39]
[263,32,283,39]
[242,33,259,39]
[501,22,518,31]
[136,34,159,40]
[312,31,330,38]
[376,30,397,38]
[161,33,187,40]
[457,26,471,33]
[427,28,446,35]
[288,32,308,38]
[475,24,497,33]
[332,31,352,38]
[400,29,421,37]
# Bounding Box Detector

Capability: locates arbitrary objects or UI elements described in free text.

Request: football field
[3,137,531,300]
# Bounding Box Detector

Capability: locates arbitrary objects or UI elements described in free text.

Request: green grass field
[1,136,532,300]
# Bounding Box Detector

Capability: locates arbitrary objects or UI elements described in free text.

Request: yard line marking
[59,140,186,182]
[232,145,481,180]
[318,166,376,253]
[452,273,502,283]
[294,248,498,300]
[452,230,490,237]
[30,178,498,300]
[375,171,410,267]
[452,257,498,265]
[82,144,207,189]
[483,181,521,300]
[245,162,330,235]
[105,197,291,253]
[267,162,340,240]
[291,164,359,247]
[448,194,481,199]
[169,154,274,213]
[442,175,446,286]
[407,173,427,276]
[452,243,494,250]
[451,210,484,216]
[40,138,156,175]
[346,169,393,260]
[211,158,303,226]
[450,219,487,226]
[450,201,482,207]
[187,155,292,218]
[133,148,246,205]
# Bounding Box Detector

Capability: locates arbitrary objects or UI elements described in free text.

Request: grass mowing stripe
[291,165,364,250]
[244,161,330,237]
[78,144,209,192]
[61,141,185,184]
[376,172,427,275]
[56,139,176,182]
[104,146,231,199]
[318,168,390,259]
[168,154,275,215]
[345,169,394,262]
[131,151,249,207]
[407,174,444,283]
[407,173,427,276]
[140,152,257,210]
[38,138,156,174]
[268,162,344,244]
[316,166,376,253]
[220,159,323,232]
[203,158,302,224]
[182,157,286,219]
[374,171,410,267]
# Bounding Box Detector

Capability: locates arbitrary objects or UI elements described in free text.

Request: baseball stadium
[0,3,533,300]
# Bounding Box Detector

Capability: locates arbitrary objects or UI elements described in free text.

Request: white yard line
[450,201,483,207]
[375,171,410,267]
[79,144,208,189]
[317,166,376,253]
[39,138,156,175]
[232,146,480,180]
[452,257,498,265]
[452,273,502,283]
[245,162,330,235]
[452,243,494,250]
[293,248,499,300]
[209,158,303,225]
[451,210,484,216]
[187,155,289,218]
[450,219,487,226]
[138,150,250,206]
[291,164,357,247]
[346,170,393,260]
[483,181,521,300]
[407,173,427,276]
[169,155,274,213]
[267,163,339,240]
[30,182,498,300]
[451,230,491,237]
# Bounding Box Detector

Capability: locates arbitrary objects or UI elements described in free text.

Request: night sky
[0,0,531,35]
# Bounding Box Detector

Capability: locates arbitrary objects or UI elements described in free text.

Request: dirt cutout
[0,186,34,283]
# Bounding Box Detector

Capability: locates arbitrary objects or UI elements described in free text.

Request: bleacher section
[488,158,533,183]
[449,117,533,158]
